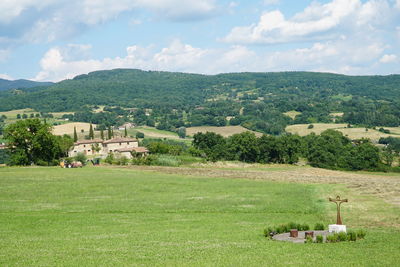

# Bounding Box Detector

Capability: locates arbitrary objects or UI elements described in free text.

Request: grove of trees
[3,119,73,166]
[192,130,382,171]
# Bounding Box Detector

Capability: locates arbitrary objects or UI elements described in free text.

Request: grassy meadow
[0,166,399,266]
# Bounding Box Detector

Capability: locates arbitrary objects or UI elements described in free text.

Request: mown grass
[0,167,399,266]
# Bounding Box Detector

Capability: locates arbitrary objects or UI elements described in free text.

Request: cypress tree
[89,124,94,139]
[100,129,104,140]
[107,126,112,140]
[73,126,78,142]
[124,126,128,137]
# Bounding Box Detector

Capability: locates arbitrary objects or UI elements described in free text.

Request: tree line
[192,130,386,171]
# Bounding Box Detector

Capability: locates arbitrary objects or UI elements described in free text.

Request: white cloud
[0,0,218,46]
[34,35,396,82]
[223,0,398,44]
[0,73,13,80]
[263,0,280,5]
[380,54,398,63]
[34,40,213,81]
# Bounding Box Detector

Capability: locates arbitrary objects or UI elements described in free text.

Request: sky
[0,0,399,82]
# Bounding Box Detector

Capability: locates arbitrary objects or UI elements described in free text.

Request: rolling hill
[0,78,53,91]
[1,69,400,134]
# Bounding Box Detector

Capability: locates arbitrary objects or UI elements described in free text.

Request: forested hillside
[0,69,399,134]
[0,79,53,91]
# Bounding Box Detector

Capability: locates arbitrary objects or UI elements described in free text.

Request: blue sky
[0,0,399,81]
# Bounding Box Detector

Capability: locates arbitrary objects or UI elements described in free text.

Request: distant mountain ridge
[0,78,53,91]
[0,68,400,134]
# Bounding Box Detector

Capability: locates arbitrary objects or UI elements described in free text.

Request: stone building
[68,137,147,158]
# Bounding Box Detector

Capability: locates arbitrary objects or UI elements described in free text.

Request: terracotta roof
[115,147,149,153]
[103,138,138,144]
[74,139,103,145]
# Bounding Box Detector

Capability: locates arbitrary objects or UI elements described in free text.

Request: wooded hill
[0,69,399,134]
[0,79,53,91]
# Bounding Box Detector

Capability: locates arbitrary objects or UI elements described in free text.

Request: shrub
[64,157,73,165]
[347,231,357,241]
[276,224,289,234]
[288,222,300,230]
[308,124,314,129]
[305,236,313,244]
[132,155,155,166]
[74,153,87,165]
[152,154,181,167]
[105,153,114,164]
[263,227,274,238]
[337,232,348,242]
[356,229,367,239]
[299,224,310,231]
[115,155,128,165]
[326,234,338,243]
[36,159,49,166]
[315,235,324,243]
[136,132,144,139]
[314,223,325,230]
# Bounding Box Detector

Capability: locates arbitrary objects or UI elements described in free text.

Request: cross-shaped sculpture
[329,195,348,225]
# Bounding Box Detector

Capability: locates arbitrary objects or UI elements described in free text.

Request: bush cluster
[324,230,366,243]
[263,222,311,237]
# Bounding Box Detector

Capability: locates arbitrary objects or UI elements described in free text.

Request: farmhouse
[69,138,148,158]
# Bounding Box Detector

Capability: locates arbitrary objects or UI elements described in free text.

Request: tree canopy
[4,119,72,165]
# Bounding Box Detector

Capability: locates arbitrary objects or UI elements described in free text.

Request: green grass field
[0,167,399,266]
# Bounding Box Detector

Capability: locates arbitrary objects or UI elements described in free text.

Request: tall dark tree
[73,126,78,142]
[107,126,112,140]
[124,126,128,137]
[89,123,94,139]
[100,129,104,140]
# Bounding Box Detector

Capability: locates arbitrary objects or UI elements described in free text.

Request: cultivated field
[52,122,96,135]
[0,166,399,266]
[283,110,301,119]
[128,126,180,139]
[286,123,399,142]
[187,126,263,137]
[0,108,39,123]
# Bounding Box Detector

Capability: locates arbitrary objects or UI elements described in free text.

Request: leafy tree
[4,119,63,165]
[16,114,21,119]
[193,132,227,161]
[226,132,259,162]
[177,127,186,139]
[136,132,144,139]
[56,134,74,157]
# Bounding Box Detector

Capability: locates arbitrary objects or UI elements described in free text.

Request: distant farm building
[69,138,148,158]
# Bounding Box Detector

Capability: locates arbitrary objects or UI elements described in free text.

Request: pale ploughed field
[52,122,95,135]
[286,123,400,142]
[187,126,263,137]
